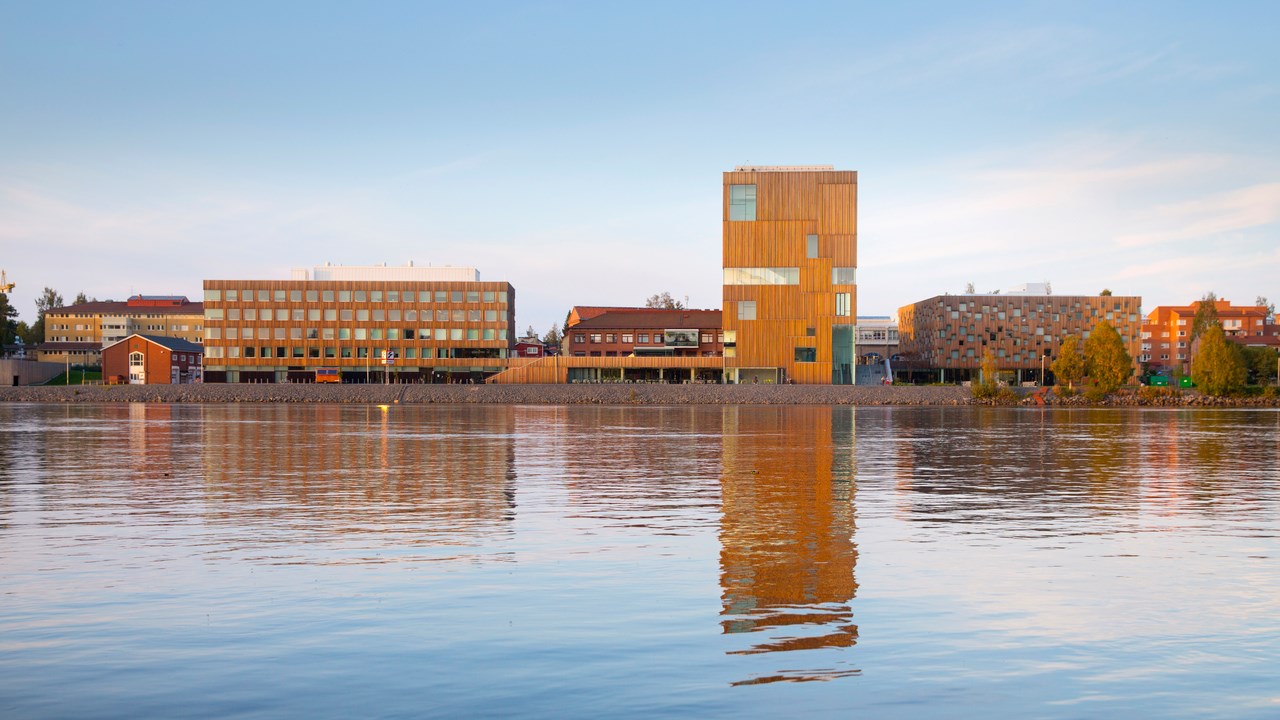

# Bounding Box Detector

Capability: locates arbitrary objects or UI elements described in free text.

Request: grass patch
[43,371,102,386]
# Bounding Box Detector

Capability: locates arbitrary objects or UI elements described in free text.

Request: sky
[2,1,1278,332]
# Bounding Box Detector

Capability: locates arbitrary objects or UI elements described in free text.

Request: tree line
[0,288,97,350]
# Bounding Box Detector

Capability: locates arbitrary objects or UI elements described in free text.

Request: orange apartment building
[1141,298,1278,375]
[202,264,514,383]
[39,295,204,366]
[722,166,858,384]
[897,285,1142,383]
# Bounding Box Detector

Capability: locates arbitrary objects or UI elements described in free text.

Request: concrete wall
[0,359,65,386]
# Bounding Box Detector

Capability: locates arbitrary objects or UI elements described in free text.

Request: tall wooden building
[722,166,858,384]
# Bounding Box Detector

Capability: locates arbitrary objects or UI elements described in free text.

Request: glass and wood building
[201,264,514,383]
[722,166,858,384]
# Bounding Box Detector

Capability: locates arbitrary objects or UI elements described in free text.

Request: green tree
[1084,321,1132,393]
[1191,324,1247,396]
[1190,291,1220,342]
[73,292,96,305]
[1099,288,1112,296]
[1239,345,1278,385]
[27,287,64,348]
[0,293,18,350]
[644,292,686,310]
[971,348,999,399]
[1257,295,1275,317]
[1051,335,1085,389]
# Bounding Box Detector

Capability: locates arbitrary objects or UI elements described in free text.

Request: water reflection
[719,406,860,684]
[199,404,517,561]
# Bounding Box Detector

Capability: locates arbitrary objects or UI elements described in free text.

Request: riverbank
[0,384,971,405]
[2,384,1276,407]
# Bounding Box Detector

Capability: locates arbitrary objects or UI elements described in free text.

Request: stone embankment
[0,383,972,406]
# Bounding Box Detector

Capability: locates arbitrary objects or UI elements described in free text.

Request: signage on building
[383,350,397,365]
[664,329,699,348]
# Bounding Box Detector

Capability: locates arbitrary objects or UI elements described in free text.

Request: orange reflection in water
[719,406,859,682]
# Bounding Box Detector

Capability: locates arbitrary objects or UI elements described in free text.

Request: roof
[47,300,204,316]
[103,334,204,353]
[571,309,722,331]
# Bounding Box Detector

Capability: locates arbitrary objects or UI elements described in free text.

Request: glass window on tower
[729,184,756,221]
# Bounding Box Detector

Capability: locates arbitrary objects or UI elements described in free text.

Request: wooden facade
[202,279,515,382]
[487,355,725,384]
[723,167,858,384]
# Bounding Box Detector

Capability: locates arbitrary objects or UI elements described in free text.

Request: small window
[832,267,856,285]
[795,347,817,363]
[290,290,302,302]
[729,184,756,221]
[274,290,286,302]
[738,301,756,320]
[806,234,818,258]
[204,289,222,302]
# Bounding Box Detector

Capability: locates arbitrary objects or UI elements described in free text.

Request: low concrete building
[0,359,64,386]
[102,334,204,385]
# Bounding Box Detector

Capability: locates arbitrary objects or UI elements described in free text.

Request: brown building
[897,285,1142,383]
[722,165,858,384]
[39,295,204,366]
[103,334,204,384]
[563,306,723,358]
[1141,299,1275,375]
[201,264,515,383]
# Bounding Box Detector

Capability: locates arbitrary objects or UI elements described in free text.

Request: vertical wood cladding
[723,169,857,384]
[897,294,1143,372]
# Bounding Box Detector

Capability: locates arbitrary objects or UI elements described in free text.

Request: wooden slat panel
[818,183,857,235]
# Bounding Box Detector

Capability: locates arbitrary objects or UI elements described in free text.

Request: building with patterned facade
[722,166,858,384]
[201,264,514,383]
[38,296,204,366]
[897,285,1142,383]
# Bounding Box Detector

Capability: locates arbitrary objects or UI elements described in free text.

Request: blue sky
[2,1,1277,332]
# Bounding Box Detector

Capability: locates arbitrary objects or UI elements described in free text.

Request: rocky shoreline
[1,383,1276,407]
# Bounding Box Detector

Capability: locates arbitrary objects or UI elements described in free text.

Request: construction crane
[0,270,13,293]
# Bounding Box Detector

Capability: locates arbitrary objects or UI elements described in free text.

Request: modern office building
[563,307,723,358]
[897,285,1142,383]
[1140,298,1275,375]
[722,166,858,384]
[201,264,515,383]
[38,295,204,366]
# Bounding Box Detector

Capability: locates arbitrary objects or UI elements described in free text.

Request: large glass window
[738,301,757,321]
[729,184,756,221]
[724,267,799,285]
[832,267,857,285]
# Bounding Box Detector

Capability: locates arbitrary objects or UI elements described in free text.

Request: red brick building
[563,307,723,358]
[103,334,204,384]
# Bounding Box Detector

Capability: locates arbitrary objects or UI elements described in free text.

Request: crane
[0,270,13,293]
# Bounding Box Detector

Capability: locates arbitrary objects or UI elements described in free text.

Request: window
[836,293,851,317]
[590,334,602,343]
[724,267,799,285]
[832,267,856,285]
[451,328,463,341]
[372,309,384,321]
[483,291,495,303]
[403,291,415,302]
[435,291,447,303]
[485,310,497,322]
[621,334,633,343]
[795,347,817,363]
[574,334,586,343]
[389,309,401,321]
[435,329,447,341]
[452,310,465,322]
[467,291,480,303]
[257,290,269,301]
[467,329,478,340]
[738,301,757,321]
[204,289,222,302]
[729,184,756,221]
[340,309,353,321]
[274,328,286,340]
[338,290,351,302]
[451,291,463,303]
[205,308,224,320]
[290,290,302,301]
[370,291,382,302]
[387,291,399,303]
[605,334,616,343]
[274,290,286,302]
[324,309,337,321]
[702,333,713,343]
[468,310,481,322]
[806,234,818,258]
[129,352,144,367]
[276,309,288,321]
[243,308,256,321]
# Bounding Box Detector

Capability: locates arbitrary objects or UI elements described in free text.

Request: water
[1,403,1277,718]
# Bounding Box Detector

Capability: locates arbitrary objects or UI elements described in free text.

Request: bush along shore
[1,384,1275,407]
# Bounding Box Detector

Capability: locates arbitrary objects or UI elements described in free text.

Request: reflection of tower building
[719,406,858,674]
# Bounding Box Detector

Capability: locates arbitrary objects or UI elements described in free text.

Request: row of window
[736,294,852,320]
[205,346,507,360]
[205,308,504,322]
[207,327,509,342]
[571,332,722,345]
[722,267,857,285]
[205,289,508,304]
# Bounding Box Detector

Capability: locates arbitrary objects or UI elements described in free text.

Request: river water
[0,403,1277,718]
